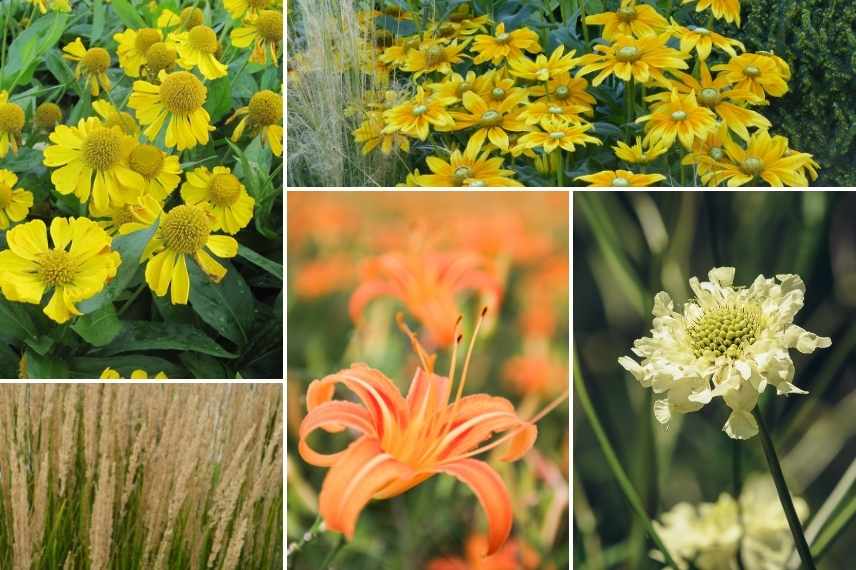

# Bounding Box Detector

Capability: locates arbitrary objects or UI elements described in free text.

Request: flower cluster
[308,0,820,186]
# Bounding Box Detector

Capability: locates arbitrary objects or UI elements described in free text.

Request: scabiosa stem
[574,354,678,568]
[752,408,816,570]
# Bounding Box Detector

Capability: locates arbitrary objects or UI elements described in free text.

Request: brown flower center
[83,127,122,171]
[256,10,283,43]
[34,102,62,130]
[134,28,162,54]
[82,47,110,73]
[188,25,219,54]
[208,173,243,206]
[0,102,25,133]
[247,90,282,126]
[159,71,207,114]
[38,250,77,287]
[160,204,210,254]
[128,144,164,178]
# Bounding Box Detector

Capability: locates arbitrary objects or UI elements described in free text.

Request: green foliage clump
[738,0,856,186]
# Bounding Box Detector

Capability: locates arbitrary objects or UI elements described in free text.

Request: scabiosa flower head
[619,267,831,440]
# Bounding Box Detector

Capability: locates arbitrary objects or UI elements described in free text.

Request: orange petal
[298,401,377,467]
[348,278,397,321]
[436,459,512,555]
[406,368,451,419]
[319,437,412,539]
[499,423,537,462]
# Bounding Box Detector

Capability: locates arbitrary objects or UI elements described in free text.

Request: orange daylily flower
[294,255,355,299]
[426,533,541,570]
[503,353,567,398]
[299,313,564,555]
[349,250,503,347]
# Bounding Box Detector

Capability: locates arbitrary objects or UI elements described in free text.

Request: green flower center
[38,250,77,287]
[611,176,630,187]
[129,144,164,178]
[554,85,570,100]
[465,179,486,187]
[160,204,210,254]
[480,110,502,126]
[709,146,725,161]
[412,104,428,116]
[159,71,207,114]
[549,131,565,140]
[617,6,637,22]
[426,46,446,65]
[741,157,764,176]
[188,25,219,54]
[671,110,688,121]
[743,65,761,78]
[209,173,242,206]
[687,304,763,359]
[495,32,511,43]
[548,105,564,115]
[83,127,122,171]
[0,102,25,133]
[453,166,472,185]
[698,87,720,106]
[615,46,640,62]
[490,87,506,100]
[692,26,710,35]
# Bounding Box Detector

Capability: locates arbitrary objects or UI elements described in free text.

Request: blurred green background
[573,191,856,569]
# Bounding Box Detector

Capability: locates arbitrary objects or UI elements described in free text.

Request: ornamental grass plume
[618,267,831,439]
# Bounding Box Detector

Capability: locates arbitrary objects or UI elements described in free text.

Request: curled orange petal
[499,423,537,462]
[298,402,377,466]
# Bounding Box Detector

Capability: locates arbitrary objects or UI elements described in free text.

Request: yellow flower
[173,25,229,79]
[129,70,213,150]
[224,0,274,20]
[576,33,688,86]
[701,130,819,187]
[379,35,425,68]
[586,0,668,39]
[124,196,239,304]
[157,7,204,30]
[509,46,577,82]
[528,73,596,116]
[353,111,411,156]
[447,91,529,153]
[43,117,144,214]
[29,0,70,14]
[180,166,255,235]
[471,70,530,107]
[128,143,182,200]
[712,52,790,100]
[0,218,121,323]
[637,89,718,149]
[382,87,456,141]
[648,62,769,141]
[97,202,152,236]
[34,102,63,131]
[426,70,486,103]
[0,91,24,157]
[576,169,666,187]
[681,126,734,180]
[0,169,33,229]
[113,27,164,77]
[519,98,589,128]
[63,37,111,96]
[682,0,742,27]
[669,19,744,61]
[514,121,601,154]
[92,99,139,136]
[100,367,168,379]
[471,23,541,65]
[402,40,468,78]
[227,90,283,156]
[413,139,522,187]
[613,137,670,164]
[230,10,283,65]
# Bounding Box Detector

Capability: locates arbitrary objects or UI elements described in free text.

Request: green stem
[580,0,590,44]
[733,440,747,570]
[117,283,146,317]
[574,354,679,569]
[752,409,815,569]
[556,150,565,186]
[811,491,856,561]
[624,79,635,142]
[286,514,324,567]
[319,535,344,568]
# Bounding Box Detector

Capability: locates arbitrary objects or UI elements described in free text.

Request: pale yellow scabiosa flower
[0,91,24,157]
[0,218,121,323]
[128,70,213,150]
[228,90,283,156]
[0,169,33,229]
[180,166,255,235]
[173,25,229,80]
[231,9,283,65]
[123,196,238,304]
[619,267,831,439]
[63,38,112,96]
[113,27,164,77]
[100,367,168,379]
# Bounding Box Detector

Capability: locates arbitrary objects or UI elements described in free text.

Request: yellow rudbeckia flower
[576,33,688,86]
[514,121,601,154]
[100,367,168,379]
[471,23,541,65]
[402,40,468,78]
[528,73,596,116]
[576,169,666,187]
[613,137,670,164]
[0,169,33,229]
[173,25,229,80]
[712,52,790,100]
[227,90,283,156]
[128,70,213,150]
[63,37,112,96]
[682,0,742,27]
[230,10,283,65]
[637,89,718,149]
[447,91,529,153]
[127,143,182,200]
[113,27,163,77]
[382,87,456,141]
[123,196,239,304]
[43,117,145,214]
[412,139,522,187]
[586,0,669,39]
[353,111,411,156]
[180,166,255,235]
[509,46,577,82]
[669,19,744,61]
[0,91,24,157]
[0,218,121,323]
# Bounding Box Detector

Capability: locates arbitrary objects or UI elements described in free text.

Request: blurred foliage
[737,0,856,186]
[573,191,856,569]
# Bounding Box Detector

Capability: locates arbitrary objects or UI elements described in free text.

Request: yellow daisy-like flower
[230,9,283,65]
[514,121,601,154]
[63,37,111,96]
[123,196,238,304]
[0,218,121,323]
[576,169,666,187]
[682,0,742,27]
[34,102,63,131]
[528,73,596,116]
[519,98,589,128]
[471,70,529,107]
[141,41,179,77]
[113,27,163,77]
[382,87,456,141]
[471,23,541,65]
[100,367,168,379]
[712,52,790,101]
[576,33,688,86]
[43,117,144,214]
[669,20,744,61]
[379,35,425,69]
[227,90,283,156]
[447,91,529,153]
[157,7,204,30]
[0,91,24,157]
[402,40,468,78]
[129,70,213,150]
[613,137,670,164]
[353,111,411,156]
[412,139,522,187]
[637,89,718,149]
[92,99,139,136]
[427,70,486,103]
[180,166,255,235]
[128,143,182,200]
[701,129,819,187]
[97,202,151,236]
[224,0,274,20]
[0,169,33,229]
[585,0,669,39]
[29,0,70,14]
[509,46,577,82]
[173,25,228,80]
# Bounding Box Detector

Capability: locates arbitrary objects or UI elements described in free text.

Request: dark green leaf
[179,352,227,379]
[205,76,233,123]
[0,343,18,379]
[94,321,237,358]
[71,304,123,347]
[237,244,282,280]
[0,297,39,340]
[1,13,69,90]
[26,350,69,379]
[111,0,147,28]
[188,260,255,346]
[91,0,106,41]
